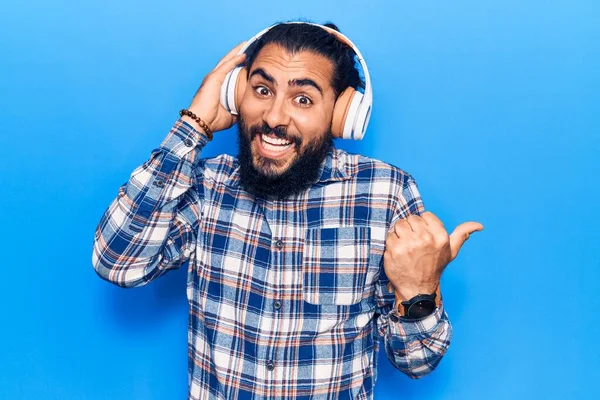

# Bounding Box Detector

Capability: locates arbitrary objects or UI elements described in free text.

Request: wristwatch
[400,292,437,320]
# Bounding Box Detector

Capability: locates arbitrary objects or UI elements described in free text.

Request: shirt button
[275,239,283,249]
[273,300,282,310]
[155,179,165,188]
[390,314,399,323]
[184,138,194,147]
[266,361,275,371]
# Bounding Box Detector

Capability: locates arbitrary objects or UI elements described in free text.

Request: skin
[238,43,337,177]
[385,212,484,311]
[184,41,484,316]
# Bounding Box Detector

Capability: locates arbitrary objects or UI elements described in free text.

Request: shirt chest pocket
[302,227,371,306]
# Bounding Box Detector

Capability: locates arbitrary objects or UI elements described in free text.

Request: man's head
[236,22,364,199]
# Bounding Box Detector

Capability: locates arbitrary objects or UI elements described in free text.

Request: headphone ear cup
[234,67,248,115]
[343,91,364,140]
[331,87,356,138]
[220,67,236,113]
[351,93,371,140]
[220,65,247,115]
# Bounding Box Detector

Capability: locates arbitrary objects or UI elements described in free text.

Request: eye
[294,95,313,107]
[253,85,271,97]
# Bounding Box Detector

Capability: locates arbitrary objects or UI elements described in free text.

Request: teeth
[262,141,291,153]
[261,133,291,146]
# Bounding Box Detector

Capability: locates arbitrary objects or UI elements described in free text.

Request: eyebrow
[249,68,324,96]
[249,68,275,84]
[289,78,323,96]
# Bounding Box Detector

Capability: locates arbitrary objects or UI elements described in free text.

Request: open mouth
[255,133,295,158]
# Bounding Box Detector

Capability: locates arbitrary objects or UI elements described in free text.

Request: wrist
[393,282,439,303]
[187,106,215,128]
[179,109,213,140]
[394,285,441,316]
[181,115,203,131]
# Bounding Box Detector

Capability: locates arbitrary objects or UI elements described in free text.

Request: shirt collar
[314,145,350,183]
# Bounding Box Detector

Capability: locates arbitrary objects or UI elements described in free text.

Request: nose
[263,96,291,130]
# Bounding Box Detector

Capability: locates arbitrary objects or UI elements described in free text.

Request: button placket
[266,360,275,371]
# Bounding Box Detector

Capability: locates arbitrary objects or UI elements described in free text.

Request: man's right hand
[183,42,247,135]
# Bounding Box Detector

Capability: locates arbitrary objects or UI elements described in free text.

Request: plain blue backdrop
[1,0,598,399]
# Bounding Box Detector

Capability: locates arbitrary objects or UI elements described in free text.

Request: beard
[237,118,333,200]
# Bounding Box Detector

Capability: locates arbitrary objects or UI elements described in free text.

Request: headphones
[219,22,373,140]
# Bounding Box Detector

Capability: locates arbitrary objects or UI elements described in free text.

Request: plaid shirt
[92,119,452,399]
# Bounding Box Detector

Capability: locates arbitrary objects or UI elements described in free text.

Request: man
[92,22,483,399]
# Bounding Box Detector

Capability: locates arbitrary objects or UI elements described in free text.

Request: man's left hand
[384,211,484,302]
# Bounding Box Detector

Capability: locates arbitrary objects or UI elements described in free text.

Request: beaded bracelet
[179,109,213,141]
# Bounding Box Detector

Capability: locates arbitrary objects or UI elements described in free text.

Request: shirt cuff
[386,300,446,337]
[159,118,210,158]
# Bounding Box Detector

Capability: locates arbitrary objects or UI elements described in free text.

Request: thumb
[449,221,484,260]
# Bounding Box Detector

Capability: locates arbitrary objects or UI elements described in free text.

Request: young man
[92,22,483,400]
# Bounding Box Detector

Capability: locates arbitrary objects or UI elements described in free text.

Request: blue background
[1,0,598,399]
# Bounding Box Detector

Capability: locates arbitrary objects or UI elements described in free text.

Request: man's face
[238,43,337,179]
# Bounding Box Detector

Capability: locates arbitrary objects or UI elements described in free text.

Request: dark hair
[245,21,365,98]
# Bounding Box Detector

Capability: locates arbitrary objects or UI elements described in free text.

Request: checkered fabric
[92,119,452,399]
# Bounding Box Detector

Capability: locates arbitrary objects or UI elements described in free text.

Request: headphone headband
[220,22,373,140]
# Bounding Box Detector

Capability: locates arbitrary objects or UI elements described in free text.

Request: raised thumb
[449,221,484,260]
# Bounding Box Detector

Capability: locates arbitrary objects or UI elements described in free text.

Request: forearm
[92,118,207,288]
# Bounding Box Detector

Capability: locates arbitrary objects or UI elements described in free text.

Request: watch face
[406,299,436,319]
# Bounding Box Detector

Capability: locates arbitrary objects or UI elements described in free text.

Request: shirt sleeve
[374,175,453,379]
[91,118,208,288]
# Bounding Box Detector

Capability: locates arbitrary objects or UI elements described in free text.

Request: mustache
[250,122,302,147]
